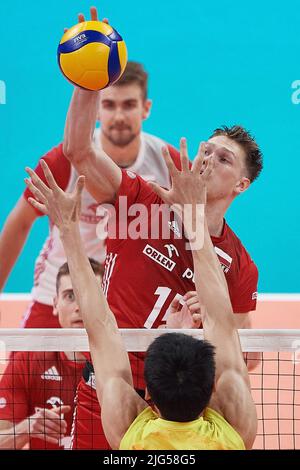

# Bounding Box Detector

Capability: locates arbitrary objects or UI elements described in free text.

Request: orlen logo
[74,34,87,43]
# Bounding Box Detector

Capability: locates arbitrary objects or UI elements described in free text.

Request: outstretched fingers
[161,146,178,179]
[75,175,85,199]
[24,178,47,204]
[90,6,99,21]
[25,167,50,195]
[192,141,206,174]
[179,137,190,171]
[202,152,214,180]
[40,160,61,193]
[28,197,48,215]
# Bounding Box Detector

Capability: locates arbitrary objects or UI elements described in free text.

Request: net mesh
[0,328,299,450]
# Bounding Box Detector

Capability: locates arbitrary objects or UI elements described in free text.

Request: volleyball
[57,21,127,91]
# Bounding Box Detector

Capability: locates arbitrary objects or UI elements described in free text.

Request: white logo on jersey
[143,244,176,272]
[46,396,64,407]
[214,247,232,274]
[0,397,7,409]
[164,244,179,258]
[41,366,62,381]
[168,220,181,237]
[86,373,97,390]
[182,268,195,282]
[252,292,258,300]
[126,170,136,179]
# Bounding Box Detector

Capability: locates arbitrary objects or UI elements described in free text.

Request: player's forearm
[0,215,32,291]
[60,223,113,334]
[191,221,233,323]
[0,420,29,449]
[63,88,99,160]
[60,223,132,389]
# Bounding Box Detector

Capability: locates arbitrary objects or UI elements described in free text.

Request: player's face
[202,136,250,201]
[98,83,151,147]
[54,274,101,328]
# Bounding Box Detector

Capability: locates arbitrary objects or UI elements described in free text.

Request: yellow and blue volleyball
[57,21,127,91]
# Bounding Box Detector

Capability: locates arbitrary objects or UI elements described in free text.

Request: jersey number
[144,287,182,329]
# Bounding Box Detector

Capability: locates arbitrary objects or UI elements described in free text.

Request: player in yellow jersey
[25,137,257,450]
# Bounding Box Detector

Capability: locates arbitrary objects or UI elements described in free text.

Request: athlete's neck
[100,131,141,168]
[205,199,231,237]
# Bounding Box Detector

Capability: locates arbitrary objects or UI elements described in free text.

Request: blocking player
[0,258,102,449]
[0,10,181,328]
[62,83,262,447]
[25,146,257,449]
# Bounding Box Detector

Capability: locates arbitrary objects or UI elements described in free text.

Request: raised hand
[149,139,214,248]
[25,160,85,232]
[28,405,71,445]
[149,138,214,209]
[166,291,204,329]
[64,6,108,32]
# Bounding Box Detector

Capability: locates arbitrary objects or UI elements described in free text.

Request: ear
[53,296,58,317]
[234,176,250,196]
[142,99,152,120]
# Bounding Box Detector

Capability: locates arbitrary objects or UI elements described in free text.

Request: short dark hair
[144,333,215,422]
[56,258,103,294]
[115,61,148,100]
[210,125,263,182]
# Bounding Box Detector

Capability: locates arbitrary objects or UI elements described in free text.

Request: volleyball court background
[0,0,299,450]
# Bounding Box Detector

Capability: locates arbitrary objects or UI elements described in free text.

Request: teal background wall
[1,0,299,292]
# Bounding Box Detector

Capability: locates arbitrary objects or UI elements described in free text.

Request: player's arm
[150,139,257,449]
[0,419,30,449]
[63,87,121,204]
[62,7,121,204]
[24,161,147,449]
[234,313,261,371]
[0,197,37,291]
[0,407,70,449]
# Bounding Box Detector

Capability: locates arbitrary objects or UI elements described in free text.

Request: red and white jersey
[24,132,181,306]
[0,352,84,449]
[103,171,258,387]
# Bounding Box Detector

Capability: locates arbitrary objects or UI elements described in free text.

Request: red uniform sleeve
[23,143,71,216]
[116,170,162,208]
[230,260,258,313]
[0,354,29,422]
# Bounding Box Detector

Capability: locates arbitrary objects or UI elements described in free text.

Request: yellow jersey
[119,406,245,450]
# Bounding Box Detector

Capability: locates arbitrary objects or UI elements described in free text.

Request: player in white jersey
[0,59,180,327]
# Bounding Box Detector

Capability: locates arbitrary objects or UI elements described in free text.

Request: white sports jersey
[24,132,180,305]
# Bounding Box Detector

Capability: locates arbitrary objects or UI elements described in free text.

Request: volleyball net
[0,328,299,450]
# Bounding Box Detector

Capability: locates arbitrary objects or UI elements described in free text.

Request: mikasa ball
[57,21,127,90]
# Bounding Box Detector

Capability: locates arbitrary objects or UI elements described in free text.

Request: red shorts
[71,377,110,450]
[21,301,61,328]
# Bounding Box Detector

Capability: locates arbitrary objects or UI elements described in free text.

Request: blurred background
[0,0,299,294]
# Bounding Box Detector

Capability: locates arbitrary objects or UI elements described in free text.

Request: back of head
[210,125,263,182]
[115,61,148,100]
[144,333,215,422]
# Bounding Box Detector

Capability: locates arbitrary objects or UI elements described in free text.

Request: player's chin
[71,321,84,328]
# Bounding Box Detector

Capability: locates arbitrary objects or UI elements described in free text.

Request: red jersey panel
[102,171,258,386]
[0,352,84,449]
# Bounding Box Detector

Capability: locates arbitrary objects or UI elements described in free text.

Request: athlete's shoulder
[118,168,161,205]
[40,143,71,178]
[223,222,256,266]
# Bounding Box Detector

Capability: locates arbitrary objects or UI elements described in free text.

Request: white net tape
[0,328,299,353]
